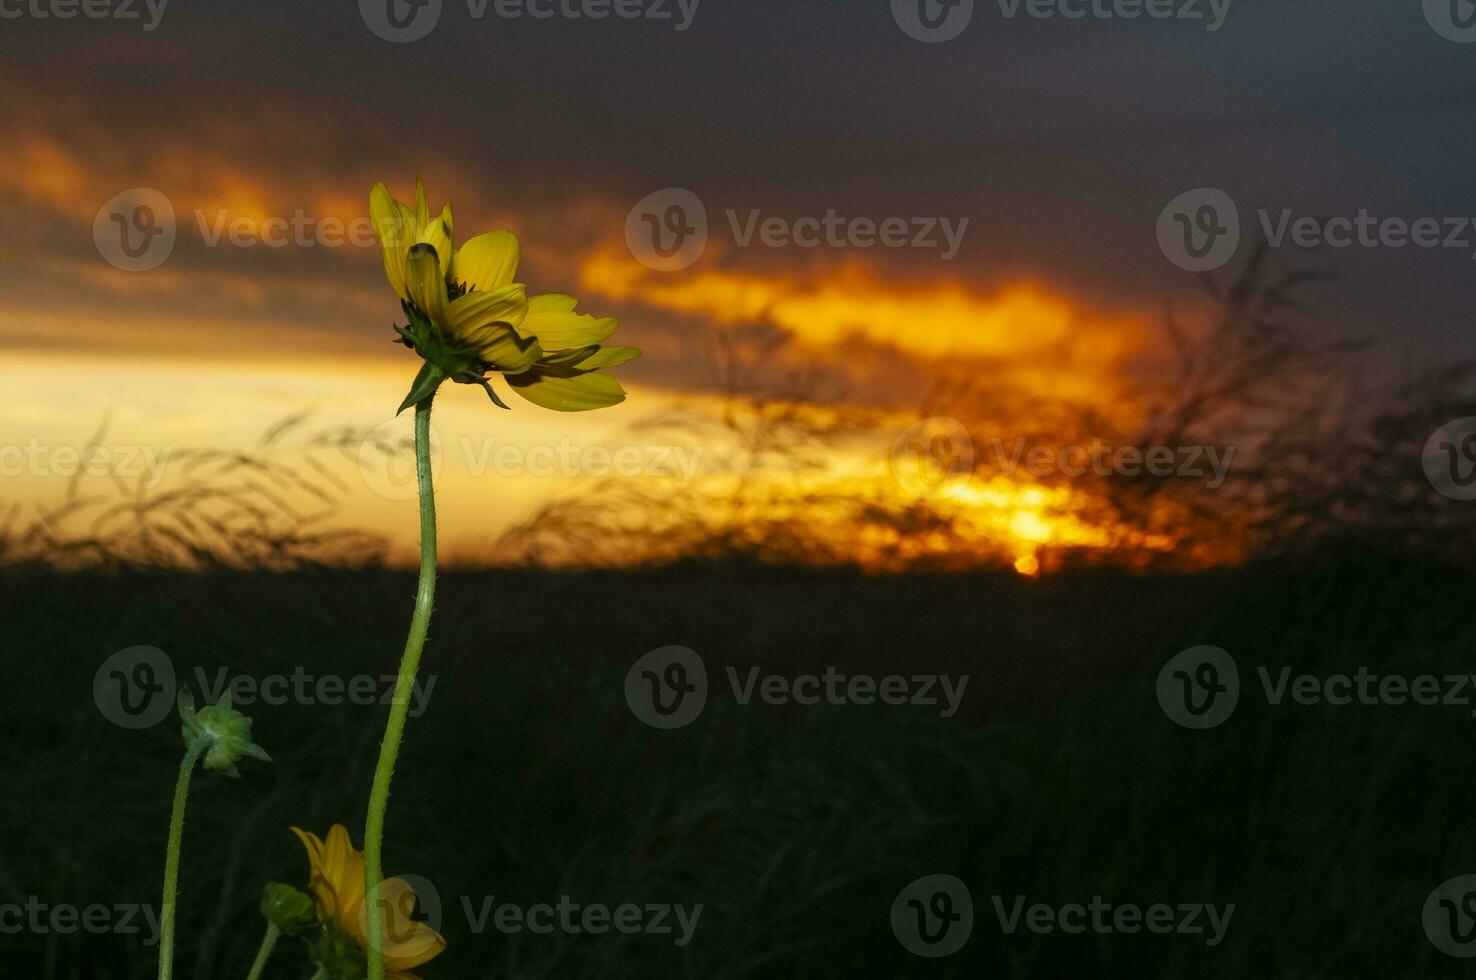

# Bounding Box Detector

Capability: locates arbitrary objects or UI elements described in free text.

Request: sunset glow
[0,65,1242,576]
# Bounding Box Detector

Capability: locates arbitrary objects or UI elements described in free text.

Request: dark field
[2,551,1474,978]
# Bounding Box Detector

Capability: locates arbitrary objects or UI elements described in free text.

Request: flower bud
[178,689,272,778]
[261,883,316,937]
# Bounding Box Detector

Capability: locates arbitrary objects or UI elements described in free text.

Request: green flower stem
[364,394,439,980]
[242,922,281,980]
[158,736,208,980]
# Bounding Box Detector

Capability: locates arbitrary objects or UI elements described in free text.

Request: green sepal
[449,370,510,409]
[397,361,447,415]
[478,377,511,409]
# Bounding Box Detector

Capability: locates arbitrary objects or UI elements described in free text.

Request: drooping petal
[521,294,618,351]
[447,283,528,334]
[406,243,449,328]
[291,826,325,869]
[449,230,521,292]
[573,346,642,370]
[374,877,448,970]
[535,344,600,368]
[291,826,337,923]
[370,183,413,303]
[448,286,540,371]
[507,369,627,412]
[466,324,542,374]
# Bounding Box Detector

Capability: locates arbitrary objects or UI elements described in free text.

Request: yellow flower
[370,178,640,413]
[291,825,446,980]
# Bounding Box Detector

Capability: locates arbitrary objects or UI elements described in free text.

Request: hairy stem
[242,922,281,980]
[158,737,208,980]
[363,395,438,980]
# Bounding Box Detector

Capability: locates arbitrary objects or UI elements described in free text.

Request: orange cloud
[580,247,1151,408]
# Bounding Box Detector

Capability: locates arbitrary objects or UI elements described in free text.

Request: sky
[2,0,1474,565]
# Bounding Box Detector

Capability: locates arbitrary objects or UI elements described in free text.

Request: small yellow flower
[291,825,446,980]
[370,177,640,413]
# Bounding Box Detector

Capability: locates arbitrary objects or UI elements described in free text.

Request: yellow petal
[370,184,413,303]
[323,825,352,887]
[375,878,448,970]
[291,827,338,921]
[521,294,618,351]
[290,826,325,871]
[450,230,521,292]
[334,853,367,937]
[470,325,542,373]
[416,210,454,283]
[383,923,447,971]
[414,176,430,236]
[507,369,627,412]
[291,824,365,931]
[448,286,541,371]
[406,244,449,327]
[574,346,641,370]
[448,283,528,333]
